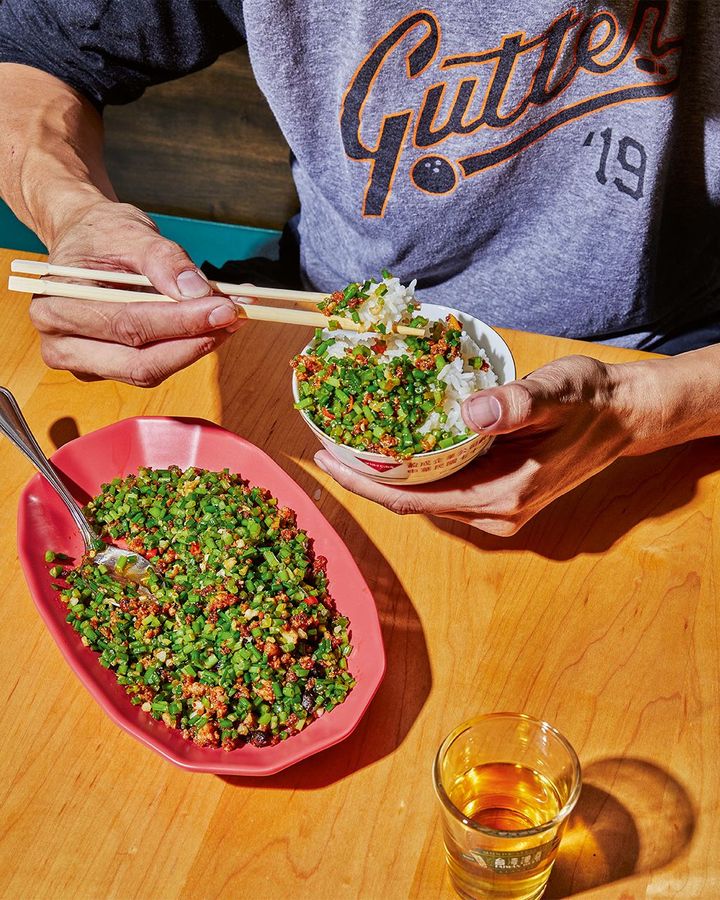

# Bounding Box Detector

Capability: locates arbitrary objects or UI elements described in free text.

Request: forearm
[617,343,720,454]
[0,63,116,248]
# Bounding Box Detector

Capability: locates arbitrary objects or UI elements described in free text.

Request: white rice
[324,330,373,359]
[352,276,419,330]
[418,348,497,435]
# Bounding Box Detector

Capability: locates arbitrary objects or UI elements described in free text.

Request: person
[0,1,718,535]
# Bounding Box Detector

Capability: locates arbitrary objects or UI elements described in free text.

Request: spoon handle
[0,387,96,549]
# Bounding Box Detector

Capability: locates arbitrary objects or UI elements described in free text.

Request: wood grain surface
[104,48,299,229]
[0,248,718,899]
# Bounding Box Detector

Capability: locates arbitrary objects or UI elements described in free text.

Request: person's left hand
[313,355,650,536]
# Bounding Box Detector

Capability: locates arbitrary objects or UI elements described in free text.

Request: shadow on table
[48,415,93,505]
[215,337,433,789]
[49,416,81,450]
[432,438,720,561]
[545,756,695,898]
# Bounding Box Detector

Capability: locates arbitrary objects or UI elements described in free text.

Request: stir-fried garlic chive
[47,466,354,750]
[292,316,477,458]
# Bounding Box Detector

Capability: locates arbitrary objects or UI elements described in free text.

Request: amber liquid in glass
[445,763,564,899]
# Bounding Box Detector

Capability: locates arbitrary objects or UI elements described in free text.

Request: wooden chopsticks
[8,259,427,337]
[11,259,328,304]
[8,274,369,332]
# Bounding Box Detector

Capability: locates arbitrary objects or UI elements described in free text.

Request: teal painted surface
[0,202,45,253]
[0,200,280,265]
[151,213,281,266]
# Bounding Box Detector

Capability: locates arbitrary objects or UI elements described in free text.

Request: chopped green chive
[47,466,355,752]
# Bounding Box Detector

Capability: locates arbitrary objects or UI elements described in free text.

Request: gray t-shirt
[1,1,718,350]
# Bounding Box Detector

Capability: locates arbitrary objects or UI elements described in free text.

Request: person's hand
[314,355,653,536]
[31,199,243,386]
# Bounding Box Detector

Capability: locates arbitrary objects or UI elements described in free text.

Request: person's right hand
[31,199,243,386]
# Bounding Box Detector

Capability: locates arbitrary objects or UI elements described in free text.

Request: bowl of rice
[290,274,516,484]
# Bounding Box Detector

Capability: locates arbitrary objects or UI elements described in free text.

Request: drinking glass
[433,712,581,900]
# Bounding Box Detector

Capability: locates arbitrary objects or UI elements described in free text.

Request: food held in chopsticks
[49,466,354,750]
[318,269,426,334]
[8,259,425,335]
[292,274,498,458]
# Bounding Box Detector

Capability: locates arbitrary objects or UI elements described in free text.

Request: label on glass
[460,835,559,874]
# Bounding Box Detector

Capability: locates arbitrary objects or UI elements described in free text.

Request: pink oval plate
[17,417,385,776]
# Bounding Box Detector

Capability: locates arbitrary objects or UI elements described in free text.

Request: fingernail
[464,395,501,430]
[177,269,210,298]
[230,295,255,305]
[314,453,329,474]
[208,304,237,327]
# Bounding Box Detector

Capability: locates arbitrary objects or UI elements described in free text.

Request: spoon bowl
[0,386,155,585]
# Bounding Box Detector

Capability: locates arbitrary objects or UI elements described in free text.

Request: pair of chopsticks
[8,260,426,337]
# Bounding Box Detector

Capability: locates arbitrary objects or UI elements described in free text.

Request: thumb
[462,381,548,436]
[139,234,212,301]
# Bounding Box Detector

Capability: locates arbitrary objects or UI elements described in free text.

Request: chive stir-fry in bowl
[291,273,515,484]
[48,466,355,751]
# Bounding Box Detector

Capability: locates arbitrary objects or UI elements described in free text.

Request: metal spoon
[0,386,154,583]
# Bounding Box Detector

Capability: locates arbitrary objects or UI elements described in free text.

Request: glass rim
[432,712,582,839]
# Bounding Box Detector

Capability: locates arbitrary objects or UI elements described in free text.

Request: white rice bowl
[293,302,516,485]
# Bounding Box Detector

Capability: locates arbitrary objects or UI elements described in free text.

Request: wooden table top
[0,247,718,900]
